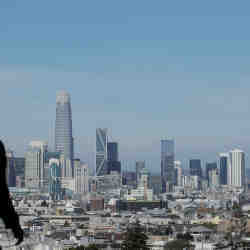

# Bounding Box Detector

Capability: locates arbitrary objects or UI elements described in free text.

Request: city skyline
[1,1,250,171]
[2,89,249,173]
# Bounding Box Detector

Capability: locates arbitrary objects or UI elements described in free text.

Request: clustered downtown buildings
[4,90,250,250]
[23,91,88,199]
[5,90,247,201]
[160,138,246,192]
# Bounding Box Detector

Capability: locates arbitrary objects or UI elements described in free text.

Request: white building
[60,154,73,178]
[74,163,88,194]
[174,160,182,186]
[25,141,48,188]
[127,187,153,201]
[228,149,245,188]
[182,175,200,190]
[209,169,219,189]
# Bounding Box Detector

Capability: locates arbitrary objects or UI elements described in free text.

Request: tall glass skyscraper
[161,138,175,193]
[190,159,202,178]
[219,153,228,185]
[96,128,108,176]
[55,91,74,162]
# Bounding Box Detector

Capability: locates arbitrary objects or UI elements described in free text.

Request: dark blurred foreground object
[0,141,23,245]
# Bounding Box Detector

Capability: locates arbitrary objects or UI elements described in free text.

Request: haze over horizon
[1,1,250,171]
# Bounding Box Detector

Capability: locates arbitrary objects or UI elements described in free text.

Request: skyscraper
[205,162,217,185]
[6,150,16,187]
[14,157,25,187]
[49,159,61,200]
[190,159,202,178]
[219,153,228,185]
[25,141,48,188]
[174,160,182,186]
[228,149,245,188]
[107,142,118,162]
[74,162,88,194]
[55,91,74,163]
[161,139,175,193]
[136,161,146,186]
[96,128,108,176]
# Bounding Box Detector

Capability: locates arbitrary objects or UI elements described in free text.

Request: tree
[165,226,173,236]
[64,220,70,227]
[121,220,149,250]
[176,233,194,241]
[85,244,99,250]
[165,239,194,250]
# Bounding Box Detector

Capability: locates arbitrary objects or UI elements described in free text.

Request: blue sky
[1,1,250,172]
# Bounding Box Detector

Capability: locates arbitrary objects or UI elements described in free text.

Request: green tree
[165,239,194,250]
[121,220,149,250]
[85,244,99,250]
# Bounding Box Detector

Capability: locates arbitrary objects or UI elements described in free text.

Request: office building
[49,159,61,200]
[190,159,202,178]
[205,162,217,180]
[107,142,118,162]
[228,149,245,188]
[174,160,182,186]
[96,128,108,176]
[55,91,74,163]
[209,169,219,188]
[6,150,16,187]
[59,154,73,178]
[161,138,175,193]
[219,153,228,185]
[107,141,121,174]
[107,161,121,174]
[25,141,48,188]
[74,162,88,194]
[136,161,145,186]
[14,157,25,187]
[205,162,217,185]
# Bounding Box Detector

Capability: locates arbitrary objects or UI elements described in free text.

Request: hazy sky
[1,1,250,172]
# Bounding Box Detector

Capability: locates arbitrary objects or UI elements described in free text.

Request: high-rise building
[60,154,73,178]
[136,161,145,186]
[96,128,108,176]
[161,139,175,193]
[228,149,245,188]
[107,161,121,174]
[49,159,61,200]
[205,162,217,179]
[208,169,219,188]
[6,150,16,187]
[25,141,48,188]
[205,162,217,185]
[74,162,88,194]
[174,160,182,186]
[55,91,74,163]
[14,157,25,187]
[107,142,118,162]
[107,141,121,174]
[219,153,228,185]
[190,159,202,178]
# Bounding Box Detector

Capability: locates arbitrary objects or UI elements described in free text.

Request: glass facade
[49,159,61,200]
[107,142,118,162]
[96,128,108,176]
[161,139,175,193]
[205,162,217,182]
[55,91,74,163]
[219,154,228,185]
[190,159,202,178]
